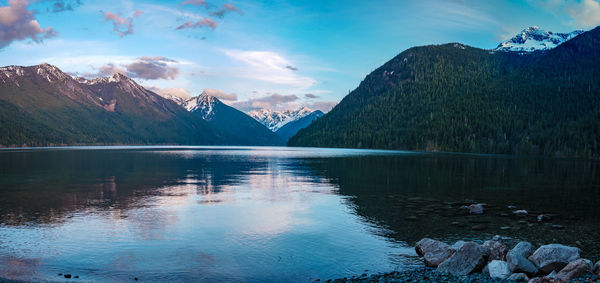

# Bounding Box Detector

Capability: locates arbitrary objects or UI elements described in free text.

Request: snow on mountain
[183,92,219,120]
[248,107,315,131]
[495,26,583,52]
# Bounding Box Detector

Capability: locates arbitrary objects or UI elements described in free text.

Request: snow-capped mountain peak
[248,106,315,131]
[495,26,583,52]
[184,92,220,120]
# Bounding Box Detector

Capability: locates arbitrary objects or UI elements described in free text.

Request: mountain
[184,93,284,145]
[275,110,323,142]
[248,107,314,131]
[0,63,233,146]
[289,26,600,158]
[495,26,583,52]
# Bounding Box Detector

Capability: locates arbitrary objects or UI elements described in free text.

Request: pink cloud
[176,18,217,30]
[210,3,243,18]
[103,11,134,37]
[182,0,207,7]
[0,0,57,48]
[134,10,144,18]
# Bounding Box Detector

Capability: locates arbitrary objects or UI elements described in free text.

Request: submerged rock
[471,224,487,231]
[555,258,592,281]
[415,238,454,267]
[537,214,552,222]
[513,210,528,217]
[528,244,580,273]
[488,260,512,279]
[483,240,508,261]
[437,242,488,276]
[467,203,485,215]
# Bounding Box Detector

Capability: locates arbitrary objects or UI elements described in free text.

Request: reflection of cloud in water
[0,255,44,280]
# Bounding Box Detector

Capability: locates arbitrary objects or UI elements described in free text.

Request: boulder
[507,242,538,276]
[483,240,508,261]
[507,273,529,281]
[415,238,454,267]
[450,240,466,251]
[537,214,551,222]
[555,259,592,281]
[511,242,534,258]
[437,242,488,276]
[594,260,600,274]
[527,278,561,283]
[528,244,580,273]
[488,260,512,279]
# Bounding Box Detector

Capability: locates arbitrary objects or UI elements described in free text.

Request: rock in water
[555,259,592,281]
[594,260,600,274]
[507,242,538,275]
[488,260,512,279]
[415,238,454,267]
[528,244,580,273]
[483,240,508,261]
[513,210,528,217]
[467,203,484,215]
[507,273,529,281]
[437,242,488,276]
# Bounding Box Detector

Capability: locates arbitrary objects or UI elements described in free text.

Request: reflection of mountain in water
[302,154,600,258]
[0,148,269,225]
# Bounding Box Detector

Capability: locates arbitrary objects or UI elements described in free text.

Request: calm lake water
[0,146,599,282]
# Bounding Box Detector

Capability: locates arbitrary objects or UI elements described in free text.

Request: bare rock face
[488,260,512,279]
[483,240,508,261]
[507,242,538,275]
[555,259,592,281]
[415,238,454,267]
[528,244,580,273]
[437,242,488,276]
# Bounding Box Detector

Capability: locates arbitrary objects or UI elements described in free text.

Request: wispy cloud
[210,3,243,18]
[304,93,317,99]
[176,18,217,30]
[182,0,207,7]
[85,56,180,80]
[531,0,600,28]
[147,86,192,100]
[223,49,316,89]
[103,11,134,37]
[230,93,298,111]
[203,88,237,101]
[45,0,82,13]
[0,0,57,49]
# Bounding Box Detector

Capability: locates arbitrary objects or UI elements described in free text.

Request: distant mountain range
[0,64,233,146]
[274,110,323,142]
[248,107,316,131]
[183,93,284,145]
[290,26,600,158]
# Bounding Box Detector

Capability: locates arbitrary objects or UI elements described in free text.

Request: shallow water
[0,146,599,282]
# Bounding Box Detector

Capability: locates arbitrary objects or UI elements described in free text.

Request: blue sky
[1,0,599,112]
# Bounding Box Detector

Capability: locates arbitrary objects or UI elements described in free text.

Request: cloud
[307,101,337,113]
[103,11,134,37]
[182,0,207,7]
[134,9,144,18]
[46,0,82,13]
[304,93,318,99]
[224,49,316,88]
[176,18,217,30]
[285,65,298,71]
[86,57,179,80]
[147,86,191,100]
[230,93,298,111]
[203,88,237,101]
[210,3,243,18]
[125,56,179,80]
[0,0,57,49]
[530,0,600,28]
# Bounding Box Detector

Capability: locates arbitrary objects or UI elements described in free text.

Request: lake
[0,146,599,282]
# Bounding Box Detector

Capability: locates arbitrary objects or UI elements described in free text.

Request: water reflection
[0,147,599,282]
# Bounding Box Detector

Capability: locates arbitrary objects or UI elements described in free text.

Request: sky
[1,0,600,112]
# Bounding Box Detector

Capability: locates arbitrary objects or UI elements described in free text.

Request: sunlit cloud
[531,0,600,28]
[103,11,134,37]
[176,18,217,30]
[210,3,243,18]
[0,0,57,49]
[203,88,238,101]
